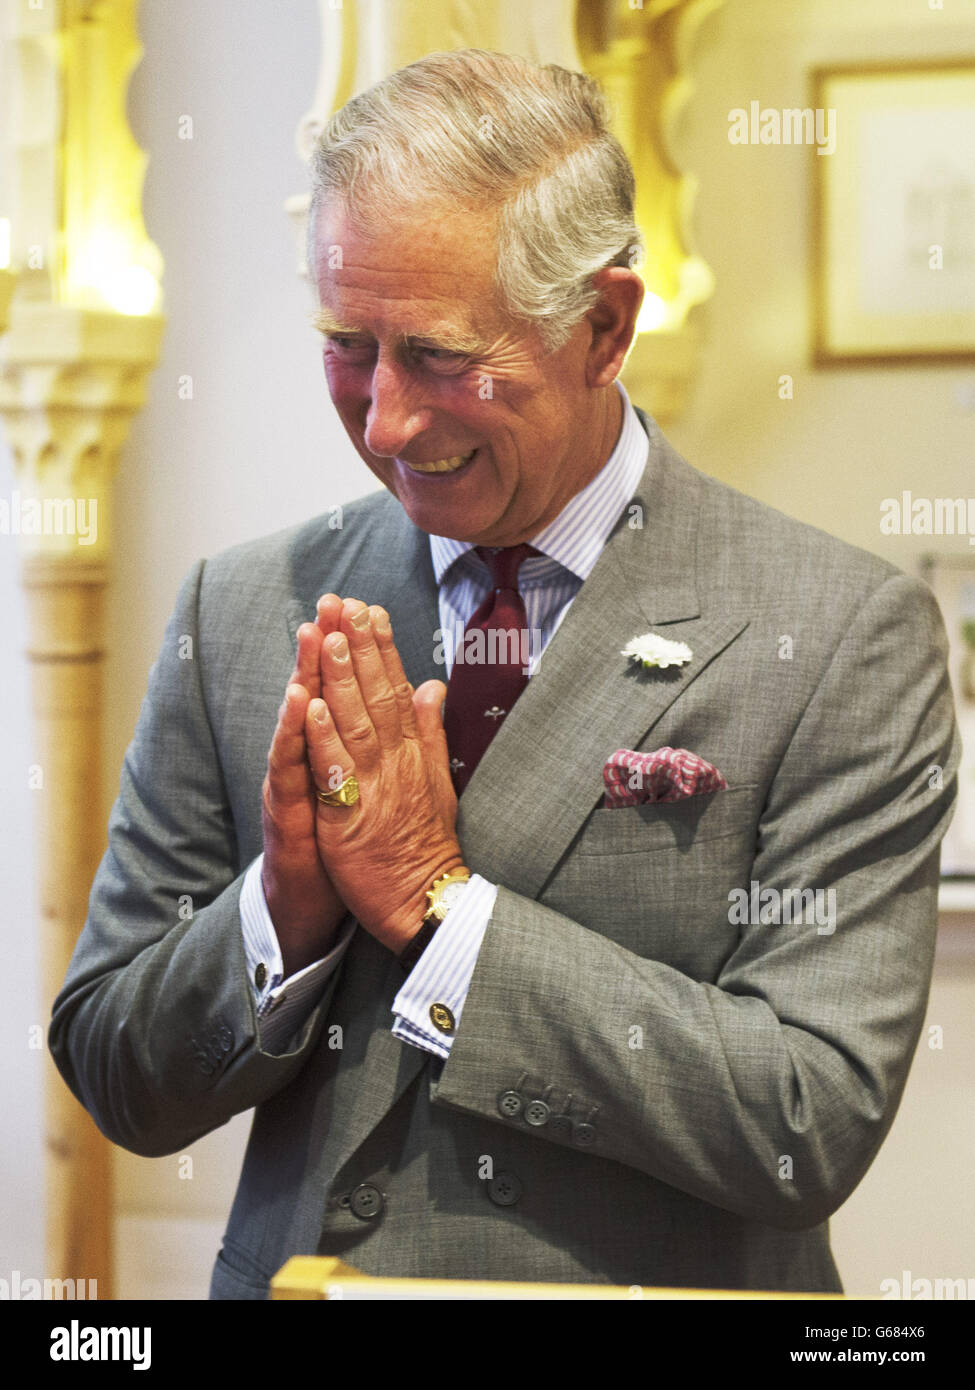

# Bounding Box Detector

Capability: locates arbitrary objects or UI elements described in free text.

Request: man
[50,50,960,1299]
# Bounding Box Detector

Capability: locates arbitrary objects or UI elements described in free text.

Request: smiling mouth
[406,448,478,474]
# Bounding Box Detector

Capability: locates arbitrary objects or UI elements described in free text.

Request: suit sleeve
[48,558,344,1157]
[429,572,961,1230]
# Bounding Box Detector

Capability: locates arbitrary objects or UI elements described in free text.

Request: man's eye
[326,335,374,356]
[415,346,470,371]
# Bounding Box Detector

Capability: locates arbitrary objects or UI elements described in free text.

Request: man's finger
[315,592,345,640]
[305,697,358,823]
[413,680,456,823]
[337,599,402,754]
[264,683,315,811]
[293,623,323,699]
[370,606,418,739]
[317,632,381,773]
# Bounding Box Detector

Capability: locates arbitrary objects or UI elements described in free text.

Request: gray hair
[308,48,643,351]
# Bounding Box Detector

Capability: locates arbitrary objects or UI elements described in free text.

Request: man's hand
[304,598,467,956]
[260,594,349,975]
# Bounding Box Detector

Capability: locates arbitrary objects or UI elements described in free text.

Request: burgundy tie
[444,544,538,794]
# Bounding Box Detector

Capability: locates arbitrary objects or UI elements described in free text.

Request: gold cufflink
[429,1002,455,1034]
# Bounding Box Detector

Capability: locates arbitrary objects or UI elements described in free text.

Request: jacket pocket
[574,783,762,856]
[541,783,765,977]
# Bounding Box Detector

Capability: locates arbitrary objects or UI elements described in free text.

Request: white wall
[2,0,973,1299]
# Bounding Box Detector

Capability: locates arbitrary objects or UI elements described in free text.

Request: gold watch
[397,869,471,973]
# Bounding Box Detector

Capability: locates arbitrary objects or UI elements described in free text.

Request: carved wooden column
[0,0,164,1298]
[577,0,725,420]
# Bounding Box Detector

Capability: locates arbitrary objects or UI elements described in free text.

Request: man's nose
[362,355,433,458]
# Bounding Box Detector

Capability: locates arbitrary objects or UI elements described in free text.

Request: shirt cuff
[240,853,357,1052]
[391,874,498,1059]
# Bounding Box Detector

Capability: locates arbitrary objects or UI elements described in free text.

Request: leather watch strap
[397,916,440,974]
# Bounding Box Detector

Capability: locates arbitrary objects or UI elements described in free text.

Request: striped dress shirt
[240,379,649,1056]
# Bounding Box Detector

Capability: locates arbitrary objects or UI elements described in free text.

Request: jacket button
[549,1113,572,1138]
[497,1089,523,1118]
[572,1122,597,1147]
[488,1171,522,1207]
[349,1183,385,1220]
[524,1099,550,1126]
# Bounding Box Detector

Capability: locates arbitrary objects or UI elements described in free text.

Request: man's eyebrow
[310,309,487,356]
[311,309,361,336]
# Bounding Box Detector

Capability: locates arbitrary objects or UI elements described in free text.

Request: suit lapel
[456,424,749,898]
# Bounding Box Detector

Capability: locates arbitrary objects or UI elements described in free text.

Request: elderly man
[50,49,959,1300]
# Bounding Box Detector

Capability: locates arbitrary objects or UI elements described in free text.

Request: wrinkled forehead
[310,193,503,328]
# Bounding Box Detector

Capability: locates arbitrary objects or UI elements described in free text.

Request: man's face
[312,197,606,547]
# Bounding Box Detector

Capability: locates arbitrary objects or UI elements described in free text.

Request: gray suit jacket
[49,410,961,1298]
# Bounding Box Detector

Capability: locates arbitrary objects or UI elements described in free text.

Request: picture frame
[812,59,975,365]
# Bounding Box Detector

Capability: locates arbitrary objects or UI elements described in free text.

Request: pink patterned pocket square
[602,747,728,808]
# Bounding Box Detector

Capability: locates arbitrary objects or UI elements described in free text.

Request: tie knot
[476,543,538,591]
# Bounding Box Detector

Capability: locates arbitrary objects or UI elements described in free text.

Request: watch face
[440,880,469,913]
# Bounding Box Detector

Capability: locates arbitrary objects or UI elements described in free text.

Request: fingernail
[350,608,370,631]
[332,636,350,661]
[373,609,391,635]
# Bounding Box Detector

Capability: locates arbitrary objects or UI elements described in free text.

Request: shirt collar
[429,379,649,585]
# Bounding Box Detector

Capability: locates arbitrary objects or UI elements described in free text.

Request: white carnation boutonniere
[622,631,693,671]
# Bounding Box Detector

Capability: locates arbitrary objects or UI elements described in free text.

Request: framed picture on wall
[921,553,975,879]
[812,60,975,365]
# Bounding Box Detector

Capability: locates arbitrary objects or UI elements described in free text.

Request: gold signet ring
[315,774,360,808]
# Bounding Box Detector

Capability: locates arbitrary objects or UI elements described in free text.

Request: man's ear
[584,267,644,388]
